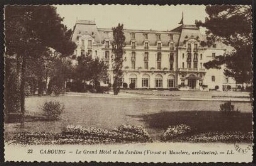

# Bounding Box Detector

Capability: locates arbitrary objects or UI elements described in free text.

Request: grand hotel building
[71,20,236,91]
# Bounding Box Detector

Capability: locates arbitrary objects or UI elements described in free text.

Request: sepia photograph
[4,4,253,162]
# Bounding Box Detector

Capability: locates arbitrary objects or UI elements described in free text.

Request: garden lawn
[5,91,253,143]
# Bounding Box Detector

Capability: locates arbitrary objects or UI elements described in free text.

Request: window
[155,77,163,88]
[157,43,161,50]
[131,42,136,49]
[226,77,229,83]
[169,34,173,40]
[95,50,97,56]
[194,44,198,51]
[157,34,161,40]
[130,78,137,87]
[144,52,149,61]
[212,76,215,82]
[157,52,161,69]
[131,61,135,69]
[157,52,161,61]
[213,44,216,48]
[144,62,148,69]
[194,53,198,61]
[170,53,174,61]
[182,62,185,68]
[170,43,174,50]
[212,53,216,58]
[81,49,85,56]
[144,33,148,39]
[194,62,198,69]
[167,79,174,88]
[105,41,110,48]
[170,63,173,70]
[142,78,149,87]
[200,63,202,69]
[88,50,92,55]
[188,43,191,50]
[144,52,149,69]
[187,53,191,61]
[88,40,92,48]
[182,53,185,59]
[200,54,202,60]
[131,52,136,69]
[131,33,135,39]
[187,62,191,69]
[144,42,149,49]
[105,51,109,59]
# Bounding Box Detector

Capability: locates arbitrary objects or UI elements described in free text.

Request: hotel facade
[71,20,237,91]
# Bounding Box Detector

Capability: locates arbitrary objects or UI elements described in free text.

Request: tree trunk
[20,57,26,127]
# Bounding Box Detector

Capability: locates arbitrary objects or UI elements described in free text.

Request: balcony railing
[178,68,205,72]
[144,46,149,50]
[157,47,162,50]
[131,46,136,49]
[193,48,198,52]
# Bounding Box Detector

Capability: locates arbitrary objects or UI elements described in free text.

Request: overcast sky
[55,5,207,31]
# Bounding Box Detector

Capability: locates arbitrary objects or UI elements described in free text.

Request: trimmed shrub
[123,83,128,88]
[129,83,135,89]
[162,124,191,141]
[41,101,64,121]
[219,101,240,115]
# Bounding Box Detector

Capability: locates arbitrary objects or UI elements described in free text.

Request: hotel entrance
[188,79,196,89]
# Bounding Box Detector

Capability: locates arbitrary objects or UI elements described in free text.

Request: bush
[96,86,110,93]
[123,83,128,88]
[129,83,135,89]
[162,124,191,141]
[41,101,64,121]
[219,101,240,115]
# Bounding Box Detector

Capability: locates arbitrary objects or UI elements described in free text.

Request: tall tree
[76,54,108,88]
[112,24,126,95]
[196,5,252,84]
[5,6,76,124]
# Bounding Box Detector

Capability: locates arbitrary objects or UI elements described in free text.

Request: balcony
[157,47,162,50]
[193,58,198,62]
[178,68,205,72]
[131,46,136,49]
[193,48,198,52]
[144,46,149,50]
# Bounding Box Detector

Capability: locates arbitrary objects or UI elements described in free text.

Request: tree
[5,6,76,124]
[75,54,108,90]
[196,5,252,84]
[112,24,126,95]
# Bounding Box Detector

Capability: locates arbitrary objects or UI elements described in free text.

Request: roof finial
[179,12,184,25]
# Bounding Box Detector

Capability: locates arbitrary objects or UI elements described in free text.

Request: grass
[135,111,252,142]
[4,91,253,143]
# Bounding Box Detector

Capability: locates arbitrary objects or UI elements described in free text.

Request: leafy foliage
[112,24,126,95]
[4,6,76,117]
[41,101,64,121]
[75,54,108,87]
[197,5,252,83]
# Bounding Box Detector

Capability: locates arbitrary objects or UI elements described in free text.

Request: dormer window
[131,33,135,39]
[156,34,161,40]
[213,44,217,48]
[144,33,148,39]
[169,34,173,41]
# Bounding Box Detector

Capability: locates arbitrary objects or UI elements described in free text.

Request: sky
[55,5,207,31]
